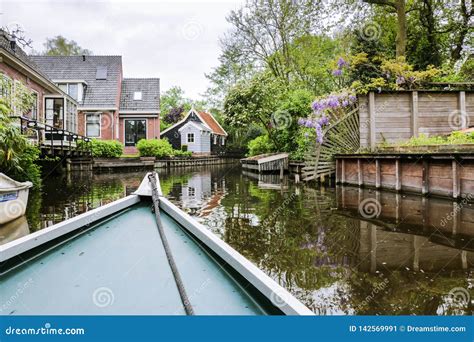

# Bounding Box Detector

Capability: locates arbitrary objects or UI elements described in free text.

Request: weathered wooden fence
[359,90,474,149]
[302,107,360,181]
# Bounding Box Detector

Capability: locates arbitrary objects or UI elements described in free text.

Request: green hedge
[173,150,192,158]
[247,135,274,156]
[79,139,123,158]
[137,139,174,158]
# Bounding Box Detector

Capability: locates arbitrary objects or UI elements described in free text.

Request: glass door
[125,119,146,146]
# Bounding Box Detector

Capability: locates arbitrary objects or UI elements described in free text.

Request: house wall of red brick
[0,61,51,122]
[78,110,117,139]
[119,116,160,154]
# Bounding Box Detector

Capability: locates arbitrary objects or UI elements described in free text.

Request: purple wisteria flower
[327,96,340,108]
[318,115,330,126]
[297,118,306,126]
[396,76,405,85]
[332,69,342,76]
[337,57,348,69]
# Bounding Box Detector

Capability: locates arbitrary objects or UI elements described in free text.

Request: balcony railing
[14,116,92,156]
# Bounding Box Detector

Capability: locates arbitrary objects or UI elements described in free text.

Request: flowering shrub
[297,90,357,143]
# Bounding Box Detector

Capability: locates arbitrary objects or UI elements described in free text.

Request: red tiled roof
[198,111,227,136]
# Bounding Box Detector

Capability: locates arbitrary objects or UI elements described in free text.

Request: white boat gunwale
[0,173,314,316]
[0,195,140,263]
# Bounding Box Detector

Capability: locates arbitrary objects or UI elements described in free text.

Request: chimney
[82,55,86,61]
[9,39,16,52]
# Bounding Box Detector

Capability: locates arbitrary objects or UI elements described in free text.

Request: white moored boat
[0,173,33,225]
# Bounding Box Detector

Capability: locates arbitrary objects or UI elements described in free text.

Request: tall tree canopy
[43,36,92,56]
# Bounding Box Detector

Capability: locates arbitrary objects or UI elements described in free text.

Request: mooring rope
[148,172,194,315]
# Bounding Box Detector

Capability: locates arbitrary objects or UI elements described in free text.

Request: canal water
[3,164,473,315]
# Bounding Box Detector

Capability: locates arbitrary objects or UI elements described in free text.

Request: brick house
[30,56,160,153]
[0,30,79,138]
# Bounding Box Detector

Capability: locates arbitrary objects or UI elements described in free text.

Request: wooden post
[452,159,460,199]
[358,159,363,187]
[452,202,460,236]
[411,91,419,137]
[335,159,339,183]
[368,92,376,150]
[459,91,467,129]
[395,159,402,192]
[369,223,377,274]
[412,235,422,272]
[341,159,346,184]
[375,159,381,189]
[280,162,284,181]
[421,159,429,195]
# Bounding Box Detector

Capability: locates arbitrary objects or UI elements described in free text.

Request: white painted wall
[180,124,211,153]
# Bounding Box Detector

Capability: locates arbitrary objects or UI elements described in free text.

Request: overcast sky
[0,0,242,99]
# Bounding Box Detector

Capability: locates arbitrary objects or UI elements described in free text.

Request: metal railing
[14,116,92,155]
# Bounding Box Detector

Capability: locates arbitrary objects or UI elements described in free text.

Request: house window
[31,92,38,120]
[86,113,101,137]
[187,133,194,143]
[213,135,217,144]
[133,91,142,100]
[68,84,78,100]
[188,187,195,197]
[221,136,225,145]
[45,97,64,128]
[125,119,146,146]
[57,83,82,102]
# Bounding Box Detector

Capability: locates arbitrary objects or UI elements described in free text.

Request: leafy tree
[224,72,285,148]
[43,35,92,56]
[0,78,41,188]
[163,105,185,124]
[224,0,325,83]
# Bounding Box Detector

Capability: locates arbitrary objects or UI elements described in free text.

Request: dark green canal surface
[4,163,473,315]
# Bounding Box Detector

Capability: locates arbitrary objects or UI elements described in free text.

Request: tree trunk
[395,0,407,57]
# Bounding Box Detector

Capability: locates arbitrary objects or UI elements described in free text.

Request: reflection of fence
[303,107,360,181]
[336,186,474,271]
[15,116,92,156]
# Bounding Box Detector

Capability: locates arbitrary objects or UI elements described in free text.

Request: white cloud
[0,0,242,99]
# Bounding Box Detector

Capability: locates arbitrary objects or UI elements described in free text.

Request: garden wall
[358,90,474,149]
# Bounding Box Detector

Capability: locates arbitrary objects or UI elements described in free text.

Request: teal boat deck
[0,203,268,315]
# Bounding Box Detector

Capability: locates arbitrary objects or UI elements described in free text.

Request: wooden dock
[240,153,289,174]
[335,152,474,199]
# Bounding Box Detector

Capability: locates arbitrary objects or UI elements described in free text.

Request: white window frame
[133,91,142,101]
[187,133,194,143]
[85,112,101,138]
[30,90,39,120]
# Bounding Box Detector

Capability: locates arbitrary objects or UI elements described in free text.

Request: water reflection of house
[181,172,212,213]
[178,171,228,217]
